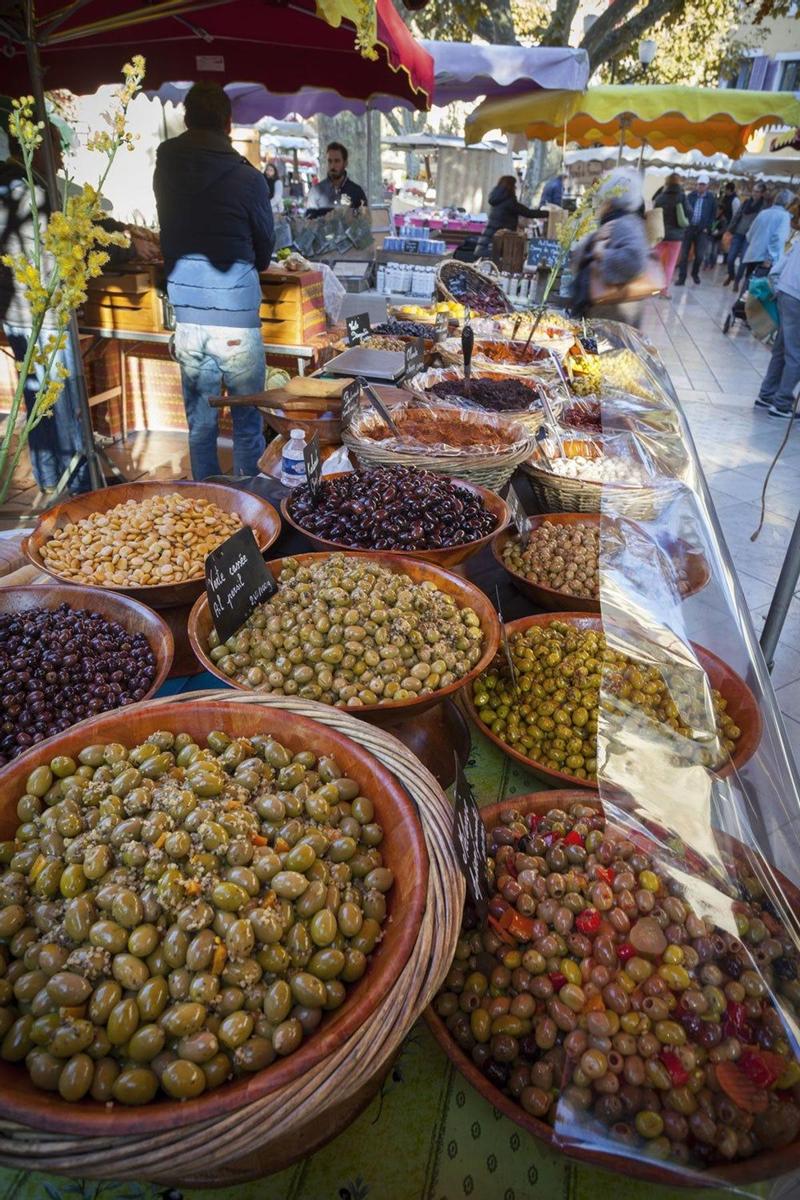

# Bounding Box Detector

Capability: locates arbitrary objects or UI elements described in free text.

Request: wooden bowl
[261,408,342,447]
[23,481,281,609]
[0,585,173,718]
[491,515,711,614]
[187,551,501,725]
[281,474,510,569]
[464,612,762,789]
[425,788,800,1187]
[0,697,428,1135]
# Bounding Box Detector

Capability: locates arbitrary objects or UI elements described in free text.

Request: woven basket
[0,691,464,1186]
[435,260,513,316]
[407,366,551,438]
[522,459,660,519]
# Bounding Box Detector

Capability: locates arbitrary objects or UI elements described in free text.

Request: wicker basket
[522,459,661,519]
[0,691,464,1186]
[407,366,551,437]
[435,260,513,316]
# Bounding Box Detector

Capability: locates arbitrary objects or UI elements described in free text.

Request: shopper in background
[263,161,284,213]
[724,182,767,286]
[754,237,800,419]
[474,175,537,260]
[154,82,274,480]
[742,189,795,281]
[541,173,566,207]
[652,173,688,299]
[570,168,650,328]
[675,171,716,286]
[704,180,738,269]
[305,143,367,217]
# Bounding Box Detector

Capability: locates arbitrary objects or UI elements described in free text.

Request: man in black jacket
[306,143,367,218]
[154,83,274,479]
[675,172,716,286]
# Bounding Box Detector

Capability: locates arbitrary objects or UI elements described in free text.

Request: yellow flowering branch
[0,56,145,504]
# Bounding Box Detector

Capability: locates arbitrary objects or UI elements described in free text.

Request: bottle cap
[290,428,305,438]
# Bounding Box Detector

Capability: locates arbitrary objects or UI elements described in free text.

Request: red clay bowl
[187,551,501,726]
[24,481,281,609]
[0,697,428,1135]
[281,473,510,569]
[463,612,762,789]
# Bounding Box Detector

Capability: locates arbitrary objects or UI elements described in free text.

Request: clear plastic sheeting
[344,397,535,458]
[548,322,800,1196]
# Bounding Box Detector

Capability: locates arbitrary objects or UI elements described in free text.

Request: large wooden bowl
[281,474,510,569]
[491,514,711,614]
[187,551,501,725]
[261,408,342,446]
[425,788,800,1187]
[464,612,762,789]
[0,583,173,725]
[23,481,281,609]
[0,697,428,1136]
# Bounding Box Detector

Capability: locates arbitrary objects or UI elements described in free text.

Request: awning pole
[24,26,105,494]
[366,100,373,206]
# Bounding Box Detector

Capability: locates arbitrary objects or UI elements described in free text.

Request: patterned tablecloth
[0,725,751,1200]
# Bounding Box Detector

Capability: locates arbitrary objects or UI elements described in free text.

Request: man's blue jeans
[2,323,90,494]
[174,323,266,480]
[726,233,747,284]
[758,291,800,413]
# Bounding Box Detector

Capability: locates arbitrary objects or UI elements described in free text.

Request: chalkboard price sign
[205,527,278,644]
[453,753,489,911]
[434,311,448,343]
[346,313,371,346]
[303,432,322,502]
[340,379,362,428]
[404,336,425,379]
[506,484,531,546]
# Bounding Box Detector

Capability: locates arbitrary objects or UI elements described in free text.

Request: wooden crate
[259,268,326,345]
[80,270,164,334]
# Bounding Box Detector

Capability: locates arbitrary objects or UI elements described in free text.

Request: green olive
[218,1011,254,1049]
[272,871,309,900]
[48,1019,95,1058]
[112,1067,159,1105]
[89,980,123,1025]
[112,953,150,991]
[90,1057,120,1101]
[161,1002,207,1038]
[46,972,92,1007]
[58,1053,94,1101]
[161,1058,206,1099]
[211,882,250,912]
[127,1024,166,1063]
[178,1030,219,1064]
[27,1048,64,1092]
[234,1036,275,1073]
[289,972,327,1009]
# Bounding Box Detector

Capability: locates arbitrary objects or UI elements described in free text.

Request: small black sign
[434,311,448,344]
[340,379,362,428]
[495,586,517,690]
[404,336,425,379]
[462,323,474,379]
[346,312,371,346]
[453,753,490,911]
[303,432,321,502]
[205,527,278,644]
[402,238,420,254]
[506,485,531,547]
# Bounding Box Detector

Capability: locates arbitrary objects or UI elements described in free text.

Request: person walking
[154,82,274,480]
[704,180,738,269]
[541,174,566,207]
[754,238,800,419]
[652,173,688,298]
[675,172,716,286]
[724,183,766,286]
[474,175,537,260]
[741,189,795,285]
[570,168,651,328]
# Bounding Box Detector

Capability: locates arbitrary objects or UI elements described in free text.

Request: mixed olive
[434,799,800,1167]
[0,730,391,1103]
[207,555,485,707]
[502,524,599,600]
[472,621,741,781]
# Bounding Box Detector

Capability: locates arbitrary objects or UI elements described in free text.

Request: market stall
[1,288,799,1195]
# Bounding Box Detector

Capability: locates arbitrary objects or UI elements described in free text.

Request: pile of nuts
[502,523,599,600]
[545,455,648,486]
[435,798,800,1167]
[39,494,242,588]
[207,554,485,706]
[0,730,391,1104]
[289,466,497,551]
[0,604,156,763]
[472,621,741,780]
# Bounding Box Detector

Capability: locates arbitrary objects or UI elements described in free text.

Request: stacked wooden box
[259,268,326,346]
[80,268,164,334]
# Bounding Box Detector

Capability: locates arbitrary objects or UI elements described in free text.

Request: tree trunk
[476,0,518,44]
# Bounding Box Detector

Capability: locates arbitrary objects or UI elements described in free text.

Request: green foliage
[606,0,758,86]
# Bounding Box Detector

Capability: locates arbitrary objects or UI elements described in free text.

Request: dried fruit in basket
[565,352,602,396]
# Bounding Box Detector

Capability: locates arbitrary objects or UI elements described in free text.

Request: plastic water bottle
[281,428,307,489]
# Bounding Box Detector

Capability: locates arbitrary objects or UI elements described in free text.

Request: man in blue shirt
[154,83,274,480]
[675,172,716,287]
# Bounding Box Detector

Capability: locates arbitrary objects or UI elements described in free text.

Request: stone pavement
[639,270,800,761]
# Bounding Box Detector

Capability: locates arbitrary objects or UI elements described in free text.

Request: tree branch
[476,0,517,44]
[539,0,581,46]
[578,0,639,60]
[584,0,685,71]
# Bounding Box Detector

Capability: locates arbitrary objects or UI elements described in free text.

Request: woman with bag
[652,173,688,299]
[569,168,659,328]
